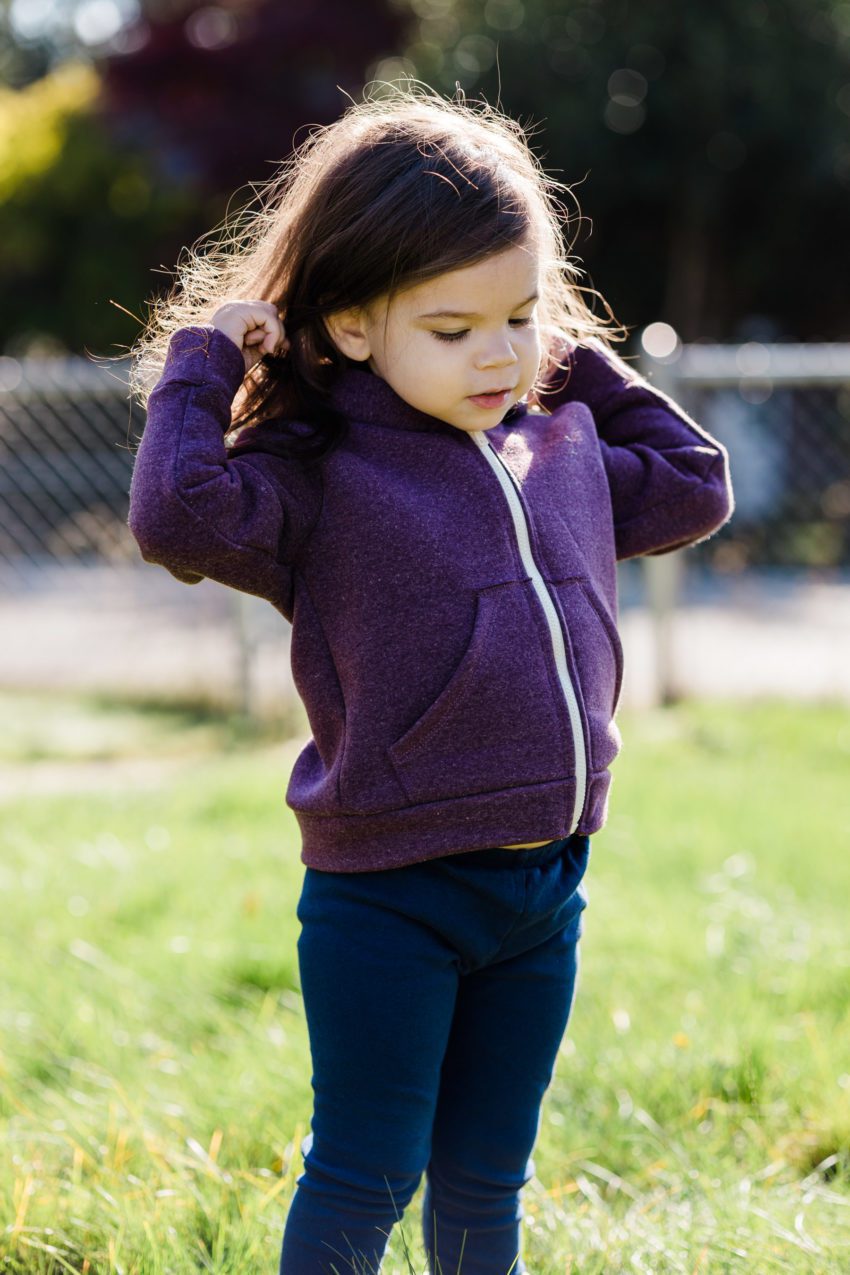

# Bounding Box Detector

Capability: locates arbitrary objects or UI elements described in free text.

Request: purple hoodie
[128,325,734,871]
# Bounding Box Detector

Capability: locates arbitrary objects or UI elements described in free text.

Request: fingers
[211,298,290,368]
[244,310,278,344]
[243,303,289,356]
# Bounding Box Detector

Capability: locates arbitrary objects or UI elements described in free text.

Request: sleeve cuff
[161,324,247,399]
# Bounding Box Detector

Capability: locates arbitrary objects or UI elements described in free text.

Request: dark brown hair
[128,82,629,466]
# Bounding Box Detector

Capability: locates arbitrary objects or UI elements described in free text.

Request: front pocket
[387,580,570,805]
[551,578,624,771]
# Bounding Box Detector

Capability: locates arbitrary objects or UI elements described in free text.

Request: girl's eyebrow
[417,292,539,320]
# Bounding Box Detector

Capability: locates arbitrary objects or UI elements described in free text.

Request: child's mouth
[468,389,512,409]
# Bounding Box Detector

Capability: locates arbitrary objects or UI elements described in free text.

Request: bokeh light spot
[641,322,680,360]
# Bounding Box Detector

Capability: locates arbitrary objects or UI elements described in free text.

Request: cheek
[384,331,428,378]
[393,336,455,398]
[414,335,464,375]
[522,327,544,376]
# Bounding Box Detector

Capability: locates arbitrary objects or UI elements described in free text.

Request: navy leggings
[279,833,591,1275]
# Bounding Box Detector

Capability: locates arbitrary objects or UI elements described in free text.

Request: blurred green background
[2,0,849,360]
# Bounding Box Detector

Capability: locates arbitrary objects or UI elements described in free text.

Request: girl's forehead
[396,243,542,313]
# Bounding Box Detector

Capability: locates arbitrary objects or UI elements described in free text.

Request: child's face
[328,240,543,433]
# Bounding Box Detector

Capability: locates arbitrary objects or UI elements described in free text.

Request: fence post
[231,590,256,718]
[643,551,685,705]
[638,341,686,706]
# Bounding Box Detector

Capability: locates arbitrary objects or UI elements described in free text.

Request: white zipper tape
[471,430,587,834]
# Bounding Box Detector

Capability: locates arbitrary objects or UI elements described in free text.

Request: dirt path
[1,563,848,728]
[0,737,308,801]
[0,753,199,801]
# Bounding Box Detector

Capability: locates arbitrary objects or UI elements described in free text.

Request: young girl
[127,86,733,1275]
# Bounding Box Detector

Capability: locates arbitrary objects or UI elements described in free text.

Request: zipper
[470,429,587,835]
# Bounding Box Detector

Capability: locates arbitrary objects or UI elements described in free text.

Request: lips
[468,387,516,409]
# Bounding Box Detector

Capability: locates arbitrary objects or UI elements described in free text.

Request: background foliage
[397,0,850,343]
[0,0,409,356]
[0,0,848,351]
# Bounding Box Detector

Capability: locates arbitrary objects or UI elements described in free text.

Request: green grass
[1,690,849,1273]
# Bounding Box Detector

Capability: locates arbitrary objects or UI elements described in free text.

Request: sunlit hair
[128,81,631,465]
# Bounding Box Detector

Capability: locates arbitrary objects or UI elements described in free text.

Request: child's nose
[477,333,519,368]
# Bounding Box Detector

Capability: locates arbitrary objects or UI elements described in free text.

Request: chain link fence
[637,342,850,702]
[0,355,141,573]
[1,343,849,712]
[643,342,850,574]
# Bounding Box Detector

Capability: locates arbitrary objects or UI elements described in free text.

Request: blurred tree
[0,60,196,356]
[0,0,53,86]
[99,0,411,195]
[0,0,410,355]
[4,0,848,352]
[396,0,850,343]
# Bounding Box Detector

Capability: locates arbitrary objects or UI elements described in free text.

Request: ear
[323,307,372,362]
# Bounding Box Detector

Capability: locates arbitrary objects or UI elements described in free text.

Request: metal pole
[638,346,686,706]
[643,551,684,705]
[231,590,255,718]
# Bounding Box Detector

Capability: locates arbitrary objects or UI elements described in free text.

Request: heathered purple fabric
[128,324,734,871]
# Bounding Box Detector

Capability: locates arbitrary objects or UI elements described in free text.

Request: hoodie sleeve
[533,336,735,561]
[127,324,317,613]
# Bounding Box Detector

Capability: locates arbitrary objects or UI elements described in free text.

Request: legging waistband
[439,833,589,869]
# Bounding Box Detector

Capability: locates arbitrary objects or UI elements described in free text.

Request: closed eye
[430,316,535,344]
[431,329,469,343]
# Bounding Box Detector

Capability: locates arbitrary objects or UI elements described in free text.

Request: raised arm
[127,324,317,615]
[532,336,735,561]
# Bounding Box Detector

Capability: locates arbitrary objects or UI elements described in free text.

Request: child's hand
[210,300,290,374]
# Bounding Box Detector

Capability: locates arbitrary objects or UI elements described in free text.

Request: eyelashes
[431,317,535,344]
